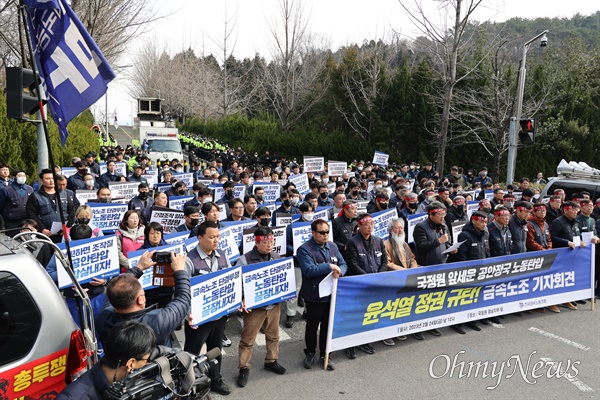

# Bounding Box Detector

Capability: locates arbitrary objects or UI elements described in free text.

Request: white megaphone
[578,162,600,174]
[557,159,574,175]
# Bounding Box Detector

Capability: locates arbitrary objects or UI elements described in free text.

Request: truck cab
[134,98,183,165]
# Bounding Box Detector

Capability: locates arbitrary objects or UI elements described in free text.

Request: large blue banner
[326,247,594,352]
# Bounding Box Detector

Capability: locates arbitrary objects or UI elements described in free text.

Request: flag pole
[19,0,75,266]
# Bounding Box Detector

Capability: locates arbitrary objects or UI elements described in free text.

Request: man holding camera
[184,221,233,396]
[58,321,157,400]
[95,250,190,348]
[234,227,287,388]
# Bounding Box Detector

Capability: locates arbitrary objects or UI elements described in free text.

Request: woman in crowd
[70,205,104,238]
[140,221,172,309]
[116,210,145,271]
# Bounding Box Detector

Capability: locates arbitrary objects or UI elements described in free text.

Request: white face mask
[203,197,213,204]
[303,213,314,221]
[322,178,329,184]
[85,179,94,186]
[16,177,26,185]
[176,168,183,173]
[375,184,383,190]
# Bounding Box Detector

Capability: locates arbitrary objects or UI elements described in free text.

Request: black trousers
[304,301,330,357]
[184,316,226,380]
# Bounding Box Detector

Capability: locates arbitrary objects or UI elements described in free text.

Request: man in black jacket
[508,201,532,254]
[413,202,453,267]
[332,200,358,259]
[95,251,190,348]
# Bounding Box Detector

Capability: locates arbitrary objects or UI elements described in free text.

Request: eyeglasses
[315,230,330,235]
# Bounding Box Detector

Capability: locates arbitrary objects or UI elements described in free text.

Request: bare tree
[400,0,489,174]
[263,0,330,131]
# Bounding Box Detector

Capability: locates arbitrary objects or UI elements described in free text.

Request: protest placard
[108,182,139,201]
[217,226,241,263]
[155,183,171,193]
[372,150,389,166]
[466,201,479,219]
[222,220,259,248]
[276,212,292,227]
[288,173,310,194]
[88,203,127,232]
[75,189,97,204]
[172,172,194,188]
[100,162,127,176]
[256,183,281,203]
[241,257,296,309]
[150,207,186,233]
[128,243,185,289]
[242,226,286,256]
[303,156,325,173]
[371,208,398,240]
[327,161,347,177]
[291,220,333,255]
[56,235,119,288]
[451,220,468,244]
[169,195,194,211]
[407,212,429,243]
[164,230,190,245]
[190,267,243,325]
[61,167,78,179]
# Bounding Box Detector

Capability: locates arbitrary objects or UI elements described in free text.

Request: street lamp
[506,30,549,185]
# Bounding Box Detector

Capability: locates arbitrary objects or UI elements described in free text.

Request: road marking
[120,126,132,138]
[236,316,291,346]
[528,327,590,351]
[540,357,594,392]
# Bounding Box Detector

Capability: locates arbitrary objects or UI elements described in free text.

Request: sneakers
[479,319,490,325]
[562,302,577,310]
[222,334,232,347]
[303,352,315,369]
[345,347,356,359]
[547,305,561,313]
[358,344,375,354]
[412,332,424,340]
[397,335,407,341]
[382,338,395,346]
[320,356,335,371]
[211,378,231,396]
[237,368,249,388]
[285,315,294,328]
[429,329,442,336]
[264,361,286,375]
[298,297,305,307]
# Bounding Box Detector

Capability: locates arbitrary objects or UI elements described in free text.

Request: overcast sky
[99,0,599,126]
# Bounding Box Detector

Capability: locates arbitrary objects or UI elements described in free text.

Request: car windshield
[147,139,181,153]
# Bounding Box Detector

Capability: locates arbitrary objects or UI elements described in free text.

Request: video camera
[103,348,220,400]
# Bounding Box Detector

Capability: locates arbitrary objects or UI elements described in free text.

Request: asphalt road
[173,301,600,400]
[103,124,134,146]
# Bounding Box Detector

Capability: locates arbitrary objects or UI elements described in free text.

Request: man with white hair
[384,218,417,271]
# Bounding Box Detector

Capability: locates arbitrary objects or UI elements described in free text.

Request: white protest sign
[314,206,331,221]
[276,212,292,227]
[100,162,127,176]
[169,195,194,211]
[127,243,185,289]
[451,220,468,244]
[61,167,78,179]
[108,182,139,201]
[217,226,240,263]
[256,183,281,204]
[142,174,156,189]
[156,184,171,193]
[288,173,310,195]
[372,150,389,166]
[88,203,127,232]
[371,208,398,241]
[172,172,194,189]
[56,235,119,289]
[75,190,97,204]
[221,220,259,248]
[466,201,480,219]
[241,257,296,309]
[303,157,325,173]
[242,226,286,256]
[357,200,369,214]
[328,161,347,177]
[164,230,190,245]
[407,212,428,244]
[190,267,243,325]
[150,208,186,233]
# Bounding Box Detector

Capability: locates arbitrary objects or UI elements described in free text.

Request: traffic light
[519,118,536,145]
[5,66,44,121]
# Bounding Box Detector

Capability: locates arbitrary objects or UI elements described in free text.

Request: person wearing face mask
[366,179,384,202]
[471,167,493,187]
[346,181,365,201]
[272,190,299,226]
[70,205,103,238]
[366,192,389,214]
[478,199,493,218]
[317,184,334,207]
[81,173,97,191]
[253,206,272,229]
[164,181,187,198]
[216,180,236,215]
[445,195,468,230]
[67,161,89,191]
[128,183,154,211]
[254,187,266,206]
[95,187,112,203]
[116,210,146,271]
[284,202,315,327]
[502,194,516,213]
[0,169,33,235]
[176,206,202,232]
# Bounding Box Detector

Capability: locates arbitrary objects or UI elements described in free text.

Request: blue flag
[24,0,115,145]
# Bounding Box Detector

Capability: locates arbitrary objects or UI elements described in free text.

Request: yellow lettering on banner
[362,296,415,325]
[32,362,50,383]
[50,354,66,377]
[13,369,32,392]
[446,287,481,308]
[415,291,447,314]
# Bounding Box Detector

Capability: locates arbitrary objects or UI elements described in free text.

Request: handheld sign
[328,161,347,177]
[303,156,325,173]
[127,242,185,289]
[372,150,389,166]
[190,267,243,325]
[88,203,127,232]
[150,207,186,234]
[288,173,310,195]
[241,257,297,309]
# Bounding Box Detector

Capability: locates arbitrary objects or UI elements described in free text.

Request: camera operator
[95,251,190,347]
[57,321,157,400]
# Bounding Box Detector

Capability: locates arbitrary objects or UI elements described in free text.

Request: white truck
[136,120,184,164]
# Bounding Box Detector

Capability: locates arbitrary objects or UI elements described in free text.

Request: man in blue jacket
[297,219,347,371]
